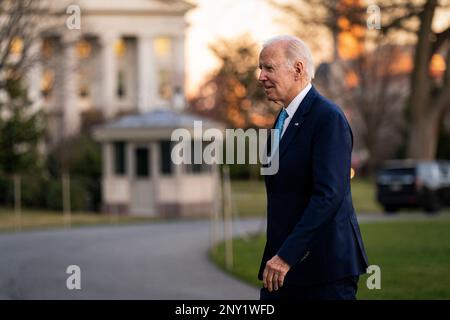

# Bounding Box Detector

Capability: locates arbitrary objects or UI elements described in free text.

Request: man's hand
[262,255,290,292]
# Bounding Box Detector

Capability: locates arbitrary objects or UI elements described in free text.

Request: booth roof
[105,109,221,129]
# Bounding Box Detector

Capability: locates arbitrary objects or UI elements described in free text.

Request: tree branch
[381,7,423,35]
[434,48,450,113]
[432,26,450,54]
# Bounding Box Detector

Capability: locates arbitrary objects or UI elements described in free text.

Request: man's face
[258,44,296,106]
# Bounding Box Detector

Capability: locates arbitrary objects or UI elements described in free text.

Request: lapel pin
[294,122,299,126]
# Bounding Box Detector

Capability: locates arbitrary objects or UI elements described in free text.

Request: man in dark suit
[257,35,369,300]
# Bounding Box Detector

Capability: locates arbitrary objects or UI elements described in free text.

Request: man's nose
[258,70,266,82]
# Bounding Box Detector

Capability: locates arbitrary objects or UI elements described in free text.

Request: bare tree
[404,0,450,159]
[189,34,277,129]
[315,43,409,174]
[268,0,368,61]
[270,0,450,161]
[0,1,52,83]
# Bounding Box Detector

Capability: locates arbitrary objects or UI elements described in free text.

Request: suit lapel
[277,86,318,160]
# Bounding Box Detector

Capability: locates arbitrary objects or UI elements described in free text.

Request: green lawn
[231,180,267,217]
[231,178,381,217]
[210,220,450,299]
[0,178,380,232]
[350,178,382,213]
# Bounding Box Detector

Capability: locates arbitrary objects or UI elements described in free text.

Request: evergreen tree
[0,77,45,175]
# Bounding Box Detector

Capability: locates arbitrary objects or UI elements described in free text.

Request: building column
[172,34,185,93]
[127,142,135,181]
[99,33,118,119]
[137,34,157,113]
[27,38,43,114]
[62,33,80,138]
[172,34,186,110]
[102,143,113,177]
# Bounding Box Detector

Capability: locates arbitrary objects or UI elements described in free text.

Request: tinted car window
[378,167,416,184]
[380,168,416,176]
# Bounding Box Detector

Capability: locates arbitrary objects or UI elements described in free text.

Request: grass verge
[230,178,382,217]
[210,219,450,299]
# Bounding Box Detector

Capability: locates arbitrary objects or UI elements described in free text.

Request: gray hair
[263,35,315,81]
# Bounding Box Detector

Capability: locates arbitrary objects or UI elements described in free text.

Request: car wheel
[424,193,441,214]
[384,205,399,214]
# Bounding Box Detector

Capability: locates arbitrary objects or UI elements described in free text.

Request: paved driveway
[1,212,447,300]
[0,218,264,300]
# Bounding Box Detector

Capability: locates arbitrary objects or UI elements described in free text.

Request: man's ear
[295,61,304,79]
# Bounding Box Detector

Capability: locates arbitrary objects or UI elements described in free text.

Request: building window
[41,37,57,99]
[76,40,92,98]
[115,38,127,99]
[117,70,126,99]
[135,147,150,177]
[160,140,172,175]
[114,39,126,57]
[41,69,55,99]
[154,37,171,58]
[158,68,172,100]
[185,141,211,174]
[114,142,126,175]
[76,40,92,58]
[185,162,204,174]
[79,69,90,98]
[42,38,54,59]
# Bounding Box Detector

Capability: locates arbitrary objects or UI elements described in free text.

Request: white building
[94,109,223,217]
[24,0,224,217]
[29,0,193,145]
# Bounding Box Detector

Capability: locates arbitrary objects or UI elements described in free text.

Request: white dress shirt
[281,83,312,138]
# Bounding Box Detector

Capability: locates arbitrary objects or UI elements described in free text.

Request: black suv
[376,160,450,213]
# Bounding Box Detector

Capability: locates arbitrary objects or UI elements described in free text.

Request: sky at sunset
[185,0,289,97]
[184,0,450,97]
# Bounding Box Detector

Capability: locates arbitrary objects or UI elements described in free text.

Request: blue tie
[274,109,288,143]
[272,109,288,154]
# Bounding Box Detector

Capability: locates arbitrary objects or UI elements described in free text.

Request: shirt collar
[284,83,312,118]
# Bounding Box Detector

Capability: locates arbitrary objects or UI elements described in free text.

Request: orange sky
[185,0,450,98]
[185,0,288,97]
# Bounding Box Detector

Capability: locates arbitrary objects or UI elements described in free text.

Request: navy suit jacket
[258,86,369,286]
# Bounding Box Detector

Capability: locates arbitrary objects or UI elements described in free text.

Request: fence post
[210,164,222,255]
[222,165,234,270]
[14,174,22,231]
[62,172,71,228]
